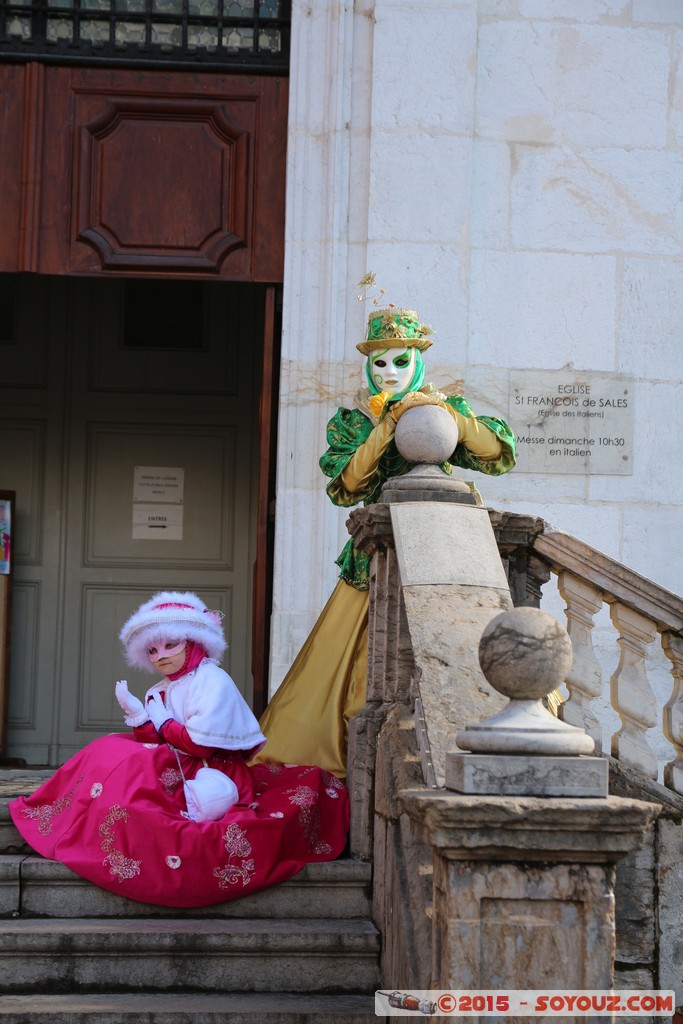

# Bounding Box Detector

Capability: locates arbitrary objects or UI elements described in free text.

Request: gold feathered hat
[356,307,434,355]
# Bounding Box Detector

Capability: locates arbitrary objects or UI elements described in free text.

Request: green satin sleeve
[319,408,375,589]
[320,407,376,507]
[334,538,371,592]
[445,395,516,476]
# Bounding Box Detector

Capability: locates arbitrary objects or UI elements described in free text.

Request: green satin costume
[323,396,516,591]
[254,396,516,778]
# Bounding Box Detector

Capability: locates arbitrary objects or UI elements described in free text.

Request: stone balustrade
[516,522,683,795]
[485,515,683,1003]
[488,512,683,795]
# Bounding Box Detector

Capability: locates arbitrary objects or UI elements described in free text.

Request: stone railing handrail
[533,528,683,633]
[493,516,683,798]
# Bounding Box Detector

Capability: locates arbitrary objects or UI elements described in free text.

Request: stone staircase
[0,772,380,1023]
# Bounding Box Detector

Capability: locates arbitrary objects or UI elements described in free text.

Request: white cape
[146,659,266,757]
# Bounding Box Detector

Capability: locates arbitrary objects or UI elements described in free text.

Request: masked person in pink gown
[10,592,349,908]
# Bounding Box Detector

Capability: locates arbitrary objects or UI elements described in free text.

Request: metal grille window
[0,1,290,71]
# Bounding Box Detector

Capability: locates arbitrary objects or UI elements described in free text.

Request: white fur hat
[120,591,227,672]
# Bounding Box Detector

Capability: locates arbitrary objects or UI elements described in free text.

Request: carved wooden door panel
[0,63,287,281]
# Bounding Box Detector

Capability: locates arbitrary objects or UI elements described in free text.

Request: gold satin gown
[254,580,369,779]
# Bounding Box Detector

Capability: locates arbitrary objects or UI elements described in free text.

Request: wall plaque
[510,371,633,475]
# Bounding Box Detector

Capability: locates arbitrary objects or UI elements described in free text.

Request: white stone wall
[469,0,683,599]
[466,0,683,778]
[271,0,683,693]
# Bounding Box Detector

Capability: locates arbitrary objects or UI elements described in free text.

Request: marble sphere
[478,607,573,700]
[394,404,458,465]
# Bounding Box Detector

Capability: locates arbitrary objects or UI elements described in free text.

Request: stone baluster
[558,571,604,751]
[662,631,683,795]
[609,602,658,780]
[365,524,394,705]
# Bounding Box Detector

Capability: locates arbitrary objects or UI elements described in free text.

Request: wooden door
[1,274,265,766]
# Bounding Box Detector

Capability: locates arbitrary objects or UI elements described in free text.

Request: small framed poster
[0,491,14,755]
[0,494,12,575]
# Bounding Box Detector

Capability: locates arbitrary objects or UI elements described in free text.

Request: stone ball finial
[394,404,458,465]
[456,606,594,757]
[479,607,573,700]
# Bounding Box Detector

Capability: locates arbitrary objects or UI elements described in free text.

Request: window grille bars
[0,1,290,72]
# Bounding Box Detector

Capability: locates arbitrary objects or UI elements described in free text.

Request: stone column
[401,608,660,1014]
[487,510,547,609]
[270,0,375,692]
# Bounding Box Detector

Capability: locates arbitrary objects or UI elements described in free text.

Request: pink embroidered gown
[9,661,349,908]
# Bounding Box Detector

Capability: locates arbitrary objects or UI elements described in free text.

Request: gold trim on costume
[22,775,84,836]
[285,784,332,855]
[213,822,255,888]
[99,805,142,882]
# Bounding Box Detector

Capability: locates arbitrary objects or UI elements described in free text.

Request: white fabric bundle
[183,767,239,823]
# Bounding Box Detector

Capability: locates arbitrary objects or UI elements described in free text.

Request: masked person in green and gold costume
[254,308,517,779]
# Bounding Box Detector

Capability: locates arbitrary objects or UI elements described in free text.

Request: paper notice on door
[133,467,184,503]
[132,504,184,541]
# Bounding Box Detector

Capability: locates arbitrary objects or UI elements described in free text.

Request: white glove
[147,690,172,733]
[115,680,148,728]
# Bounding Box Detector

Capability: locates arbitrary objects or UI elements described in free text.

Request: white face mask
[368,348,416,395]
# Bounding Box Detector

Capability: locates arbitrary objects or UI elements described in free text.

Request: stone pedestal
[381,464,476,504]
[446,752,608,797]
[401,790,660,1020]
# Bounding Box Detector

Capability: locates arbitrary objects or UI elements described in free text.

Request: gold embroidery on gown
[99,805,142,881]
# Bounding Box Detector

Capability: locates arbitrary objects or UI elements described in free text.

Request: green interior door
[1,274,263,766]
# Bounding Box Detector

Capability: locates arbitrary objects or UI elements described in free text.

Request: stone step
[1,781,50,856]
[0,917,381,994]
[0,855,372,919]
[0,992,379,1023]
